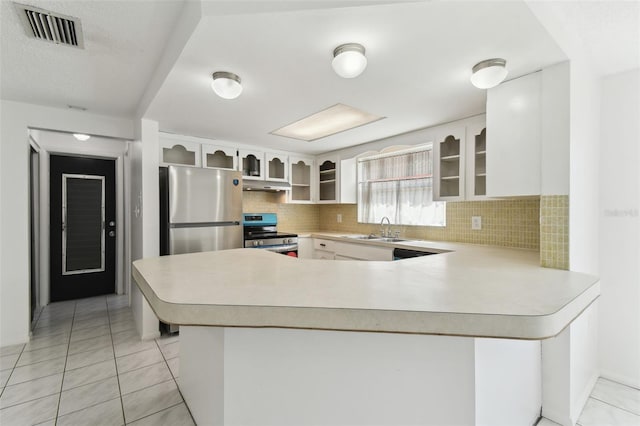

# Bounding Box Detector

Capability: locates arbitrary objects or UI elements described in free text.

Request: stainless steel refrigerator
[159,165,243,256]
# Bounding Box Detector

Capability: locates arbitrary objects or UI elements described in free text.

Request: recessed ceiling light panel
[271,104,384,141]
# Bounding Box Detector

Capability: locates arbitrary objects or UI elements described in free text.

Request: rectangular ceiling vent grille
[14,3,84,49]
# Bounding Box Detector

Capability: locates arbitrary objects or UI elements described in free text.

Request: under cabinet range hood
[243,180,291,192]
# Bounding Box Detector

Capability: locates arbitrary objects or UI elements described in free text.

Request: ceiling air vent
[14,3,84,49]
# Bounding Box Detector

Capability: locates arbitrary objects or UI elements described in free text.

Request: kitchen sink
[343,235,409,242]
[345,235,383,240]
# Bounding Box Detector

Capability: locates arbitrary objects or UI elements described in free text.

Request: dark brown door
[50,155,116,301]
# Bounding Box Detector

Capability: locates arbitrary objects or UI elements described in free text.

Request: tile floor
[0,295,192,426]
[1,295,639,426]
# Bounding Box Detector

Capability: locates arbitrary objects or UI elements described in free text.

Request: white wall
[527,0,639,393]
[0,100,134,346]
[129,119,160,340]
[568,59,602,275]
[598,69,640,388]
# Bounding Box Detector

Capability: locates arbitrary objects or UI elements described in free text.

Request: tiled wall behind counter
[243,191,542,250]
[243,191,320,231]
[319,199,541,250]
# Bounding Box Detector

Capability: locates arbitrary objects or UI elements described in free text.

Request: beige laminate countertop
[132,236,599,340]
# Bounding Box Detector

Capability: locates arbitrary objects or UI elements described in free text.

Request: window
[357,145,446,227]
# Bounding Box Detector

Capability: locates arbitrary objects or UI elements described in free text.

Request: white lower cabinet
[313,238,336,260]
[312,239,393,261]
[334,242,393,261]
[297,237,313,259]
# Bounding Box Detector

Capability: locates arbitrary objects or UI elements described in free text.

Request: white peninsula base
[179,327,542,426]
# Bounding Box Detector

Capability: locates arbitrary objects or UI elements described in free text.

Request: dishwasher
[392,248,438,260]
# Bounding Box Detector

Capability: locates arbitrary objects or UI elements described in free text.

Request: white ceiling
[0,0,185,117]
[145,1,568,154]
[1,1,638,154]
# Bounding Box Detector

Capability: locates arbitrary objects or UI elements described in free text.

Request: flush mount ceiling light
[332,43,367,78]
[73,133,90,141]
[271,103,384,141]
[211,71,243,99]
[470,58,508,89]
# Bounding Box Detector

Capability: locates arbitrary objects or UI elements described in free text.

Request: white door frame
[30,130,129,305]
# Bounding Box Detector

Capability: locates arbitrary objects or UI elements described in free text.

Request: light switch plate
[337,214,342,223]
[471,216,482,230]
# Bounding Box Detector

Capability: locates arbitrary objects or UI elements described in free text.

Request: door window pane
[63,175,104,274]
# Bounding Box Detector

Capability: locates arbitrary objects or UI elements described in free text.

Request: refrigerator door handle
[170,221,240,229]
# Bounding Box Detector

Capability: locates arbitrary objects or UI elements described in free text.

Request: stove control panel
[244,236,298,248]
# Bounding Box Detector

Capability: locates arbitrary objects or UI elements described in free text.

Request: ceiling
[1,1,638,155]
[145,1,568,154]
[0,0,185,117]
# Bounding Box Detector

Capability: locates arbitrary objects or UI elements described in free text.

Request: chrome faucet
[380,216,391,238]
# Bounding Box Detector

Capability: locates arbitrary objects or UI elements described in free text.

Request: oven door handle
[263,244,298,253]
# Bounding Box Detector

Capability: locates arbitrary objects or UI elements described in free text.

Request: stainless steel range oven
[243,213,298,257]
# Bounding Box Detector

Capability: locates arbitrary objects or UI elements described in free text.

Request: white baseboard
[599,369,640,390]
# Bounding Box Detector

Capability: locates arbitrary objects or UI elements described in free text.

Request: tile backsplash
[244,191,540,250]
[319,199,540,250]
[244,191,573,267]
[540,195,569,270]
[242,191,320,232]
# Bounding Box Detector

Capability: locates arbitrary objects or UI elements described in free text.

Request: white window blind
[357,146,446,226]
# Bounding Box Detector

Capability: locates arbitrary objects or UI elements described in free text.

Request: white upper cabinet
[238,149,265,180]
[201,145,237,170]
[289,156,314,203]
[265,152,289,182]
[433,127,466,201]
[465,118,488,200]
[486,72,541,197]
[317,155,340,203]
[159,137,201,167]
[340,157,357,204]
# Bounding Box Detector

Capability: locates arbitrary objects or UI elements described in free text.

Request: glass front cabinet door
[265,152,289,182]
[317,156,339,203]
[159,138,201,167]
[201,145,238,171]
[239,150,265,180]
[289,156,314,203]
[465,120,488,200]
[433,128,466,201]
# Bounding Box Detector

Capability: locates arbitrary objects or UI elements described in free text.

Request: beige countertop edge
[132,266,600,341]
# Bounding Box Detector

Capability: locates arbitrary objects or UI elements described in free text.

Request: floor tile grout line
[4,367,66,389]
[120,377,175,398]
[55,395,122,422]
[588,395,640,417]
[115,359,168,379]
[53,299,78,426]
[0,343,27,399]
[153,337,197,425]
[106,296,127,425]
[60,372,118,394]
[0,386,64,410]
[124,401,185,426]
[113,342,163,361]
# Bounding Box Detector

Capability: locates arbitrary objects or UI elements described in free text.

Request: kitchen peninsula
[133,240,599,426]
